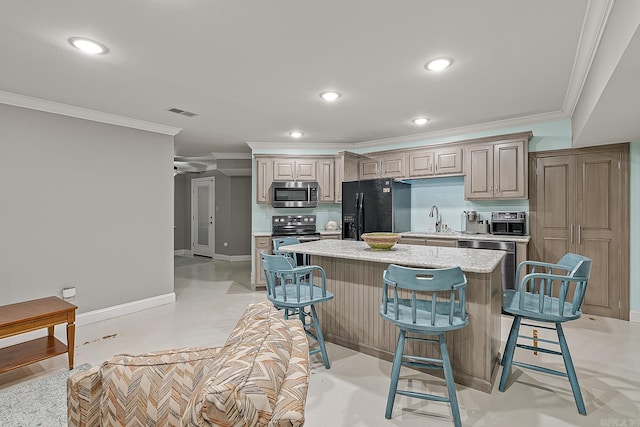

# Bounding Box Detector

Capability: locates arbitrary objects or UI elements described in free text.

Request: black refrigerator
[342,178,411,240]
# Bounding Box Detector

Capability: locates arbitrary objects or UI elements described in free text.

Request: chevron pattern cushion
[99,346,222,426]
[67,302,309,426]
[182,301,303,426]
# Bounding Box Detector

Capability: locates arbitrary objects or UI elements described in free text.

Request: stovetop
[272,215,318,236]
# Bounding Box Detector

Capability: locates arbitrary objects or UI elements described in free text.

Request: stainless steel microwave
[272,181,318,208]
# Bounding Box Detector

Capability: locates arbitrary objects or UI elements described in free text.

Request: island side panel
[312,254,501,394]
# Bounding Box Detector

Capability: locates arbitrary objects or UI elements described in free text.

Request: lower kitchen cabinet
[425,238,457,247]
[399,237,426,245]
[399,236,457,247]
[253,236,271,289]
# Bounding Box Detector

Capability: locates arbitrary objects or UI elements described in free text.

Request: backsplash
[409,176,529,233]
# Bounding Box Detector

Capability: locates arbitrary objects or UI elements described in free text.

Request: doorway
[191,177,215,257]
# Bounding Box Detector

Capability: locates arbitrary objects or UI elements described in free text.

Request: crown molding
[212,152,252,159]
[351,111,569,150]
[247,111,568,153]
[246,141,351,152]
[562,0,615,116]
[0,90,182,136]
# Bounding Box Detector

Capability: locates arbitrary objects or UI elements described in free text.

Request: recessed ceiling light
[68,37,108,55]
[319,91,342,102]
[412,117,430,125]
[425,58,452,72]
[289,131,304,138]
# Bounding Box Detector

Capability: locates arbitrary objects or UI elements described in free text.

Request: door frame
[528,143,630,320]
[191,177,215,257]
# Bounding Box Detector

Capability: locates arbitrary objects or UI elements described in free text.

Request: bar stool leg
[439,334,461,427]
[385,329,406,419]
[557,323,586,415]
[310,304,330,369]
[499,315,522,392]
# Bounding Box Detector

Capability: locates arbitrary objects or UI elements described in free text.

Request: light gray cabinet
[464,133,530,200]
[317,158,335,202]
[273,158,317,181]
[407,146,463,177]
[253,235,271,289]
[399,236,457,247]
[359,153,405,179]
[256,158,273,204]
[335,151,360,203]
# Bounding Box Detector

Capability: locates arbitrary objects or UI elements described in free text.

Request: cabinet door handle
[578,225,582,244]
[570,224,574,244]
[489,185,493,193]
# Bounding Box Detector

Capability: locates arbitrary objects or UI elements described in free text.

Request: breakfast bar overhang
[280,239,505,393]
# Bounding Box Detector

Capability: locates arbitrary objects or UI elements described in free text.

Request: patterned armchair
[67,302,310,426]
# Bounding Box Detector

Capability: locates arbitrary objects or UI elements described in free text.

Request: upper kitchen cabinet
[407,145,463,177]
[316,158,335,203]
[464,132,531,200]
[359,152,405,179]
[256,158,273,204]
[273,158,317,181]
[335,151,360,203]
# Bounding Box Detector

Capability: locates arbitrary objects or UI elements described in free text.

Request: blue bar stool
[261,251,334,368]
[380,264,468,427]
[499,253,592,415]
[273,237,308,266]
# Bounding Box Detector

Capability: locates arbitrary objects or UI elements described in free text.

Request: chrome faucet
[429,205,442,232]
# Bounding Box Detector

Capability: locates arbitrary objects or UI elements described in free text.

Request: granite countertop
[279,239,505,274]
[400,231,530,243]
[254,230,342,236]
[319,230,341,235]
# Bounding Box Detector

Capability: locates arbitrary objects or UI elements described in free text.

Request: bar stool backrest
[382,264,468,329]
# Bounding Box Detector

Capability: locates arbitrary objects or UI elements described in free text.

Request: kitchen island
[279,239,505,393]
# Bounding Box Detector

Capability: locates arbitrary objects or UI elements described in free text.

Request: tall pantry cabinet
[529,144,629,320]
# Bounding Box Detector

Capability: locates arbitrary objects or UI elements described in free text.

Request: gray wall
[0,104,175,313]
[174,171,251,256]
[174,174,189,250]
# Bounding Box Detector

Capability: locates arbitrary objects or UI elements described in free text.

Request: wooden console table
[0,296,77,373]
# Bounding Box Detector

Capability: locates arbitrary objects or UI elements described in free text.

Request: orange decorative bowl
[361,232,400,250]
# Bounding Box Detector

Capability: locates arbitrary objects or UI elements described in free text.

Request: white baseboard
[213,254,251,262]
[629,310,640,323]
[0,293,176,346]
[76,292,176,327]
[173,250,248,262]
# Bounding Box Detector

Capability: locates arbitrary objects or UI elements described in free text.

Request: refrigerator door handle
[357,192,364,238]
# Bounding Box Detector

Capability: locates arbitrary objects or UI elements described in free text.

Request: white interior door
[191,177,215,257]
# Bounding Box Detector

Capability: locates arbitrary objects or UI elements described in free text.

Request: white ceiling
[0,1,637,158]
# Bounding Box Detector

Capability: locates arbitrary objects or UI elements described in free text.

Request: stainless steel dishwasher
[457,239,516,291]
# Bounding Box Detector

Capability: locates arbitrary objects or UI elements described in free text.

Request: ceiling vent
[167,107,199,117]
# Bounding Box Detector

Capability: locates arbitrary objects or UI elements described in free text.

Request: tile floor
[1,256,639,426]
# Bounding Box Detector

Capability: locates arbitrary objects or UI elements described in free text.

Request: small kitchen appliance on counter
[325,220,338,230]
[462,210,490,234]
[491,211,526,236]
